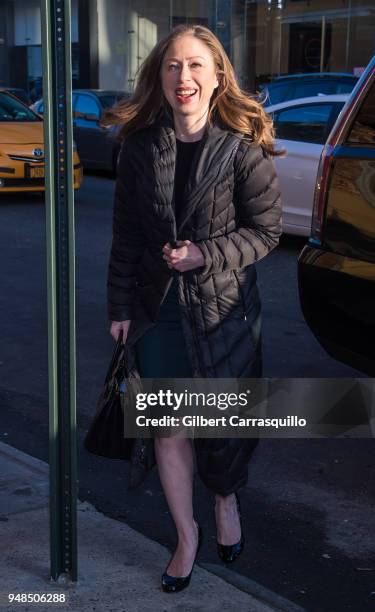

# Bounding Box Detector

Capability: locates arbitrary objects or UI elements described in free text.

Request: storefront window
[115,0,373,96]
[1,1,374,97]
[0,0,79,101]
[246,0,375,92]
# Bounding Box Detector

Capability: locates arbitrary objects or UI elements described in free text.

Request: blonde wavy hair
[102,24,284,157]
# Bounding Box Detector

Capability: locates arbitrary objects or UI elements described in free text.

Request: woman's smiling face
[161,35,219,122]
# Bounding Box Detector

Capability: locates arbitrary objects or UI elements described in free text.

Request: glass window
[293,81,338,98]
[346,83,375,146]
[244,1,374,99]
[273,103,335,144]
[37,95,77,115]
[0,92,40,122]
[292,79,357,99]
[92,1,373,105]
[97,95,116,110]
[99,93,130,110]
[265,78,358,105]
[74,94,100,118]
[266,83,293,105]
[336,81,358,94]
[71,93,79,114]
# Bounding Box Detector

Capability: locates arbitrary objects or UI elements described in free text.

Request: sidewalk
[0,442,304,612]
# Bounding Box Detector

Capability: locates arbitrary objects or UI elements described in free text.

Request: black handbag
[84,333,155,488]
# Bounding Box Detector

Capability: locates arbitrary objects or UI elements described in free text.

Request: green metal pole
[41,0,78,581]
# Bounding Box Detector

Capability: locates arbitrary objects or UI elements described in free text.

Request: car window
[71,93,79,117]
[346,82,375,146]
[0,92,40,122]
[37,95,78,115]
[336,82,357,94]
[326,102,346,134]
[7,89,29,105]
[97,93,129,109]
[293,81,339,98]
[97,95,115,109]
[273,103,335,144]
[269,78,357,103]
[266,83,293,105]
[74,94,100,119]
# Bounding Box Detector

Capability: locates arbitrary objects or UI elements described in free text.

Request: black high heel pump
[217,491,244,563]
[162,521,203,593]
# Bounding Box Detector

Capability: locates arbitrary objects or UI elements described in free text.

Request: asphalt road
[1,174,374,612]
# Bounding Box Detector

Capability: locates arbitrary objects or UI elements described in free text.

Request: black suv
[298,57,375,375]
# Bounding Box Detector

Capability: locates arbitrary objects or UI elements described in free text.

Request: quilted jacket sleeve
[196,143,282,275]
[107,137,145,322]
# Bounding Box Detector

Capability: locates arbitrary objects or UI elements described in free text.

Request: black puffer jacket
[107,114,282,494]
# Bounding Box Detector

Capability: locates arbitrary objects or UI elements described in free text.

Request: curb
[0,441,305,611]
[0,441,49,475]
[201,563,307,612]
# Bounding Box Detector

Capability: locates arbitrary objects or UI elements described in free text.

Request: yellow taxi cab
[0,90,83,193]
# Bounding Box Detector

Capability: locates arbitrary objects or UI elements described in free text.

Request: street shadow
[279,233,308,251]
[0,192,44,206]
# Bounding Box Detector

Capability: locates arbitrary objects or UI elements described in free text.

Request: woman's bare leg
[155,436,199,576]
[215,493,242,545]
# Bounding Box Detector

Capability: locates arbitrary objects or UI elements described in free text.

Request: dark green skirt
[134,278,260,496]
[135,278,193,378]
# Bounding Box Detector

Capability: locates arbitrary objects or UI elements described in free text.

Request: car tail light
[310,143,333,244]
[310,57,375,245]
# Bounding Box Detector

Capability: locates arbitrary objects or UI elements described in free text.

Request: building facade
[0,0,374,99]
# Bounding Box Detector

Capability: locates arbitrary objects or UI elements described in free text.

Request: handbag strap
[105,331,125,384]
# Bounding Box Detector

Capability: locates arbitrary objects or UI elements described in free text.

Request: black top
[174,138,202,220]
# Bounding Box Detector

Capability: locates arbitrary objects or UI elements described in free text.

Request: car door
[73,93,104,168]
[272,102,344,235]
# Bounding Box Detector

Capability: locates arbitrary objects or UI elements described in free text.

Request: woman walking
[104,24,282,593]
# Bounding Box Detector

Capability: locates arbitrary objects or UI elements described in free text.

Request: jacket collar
[153,110,229,152]
[151,112,244,239]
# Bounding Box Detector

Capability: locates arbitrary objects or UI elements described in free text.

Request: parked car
[32,89,128,173]
[267,94,349,235]
[259,73,358,107]
[298,56,375,375]
[0,91,82,193]
[0,87,30,105]
[29,77,43,104]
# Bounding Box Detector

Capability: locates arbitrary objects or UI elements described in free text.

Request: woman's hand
[162,240,204,272]
[110,320,131,343]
